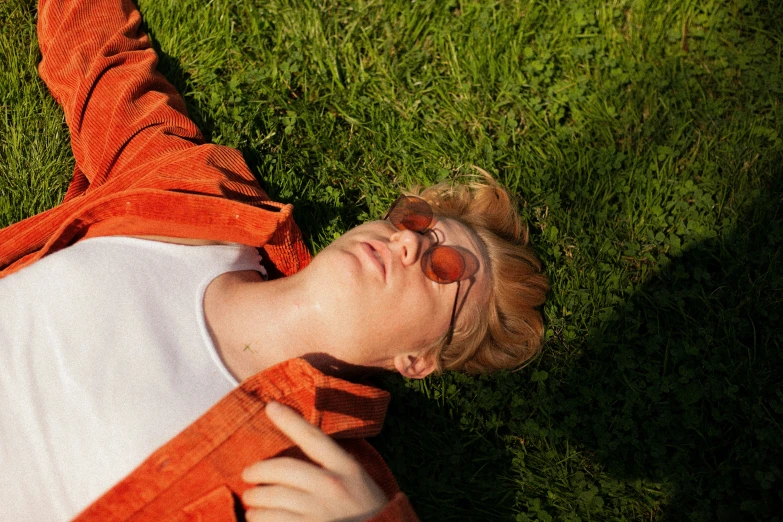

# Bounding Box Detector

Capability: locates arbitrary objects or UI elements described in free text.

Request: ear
[393,353,437,379]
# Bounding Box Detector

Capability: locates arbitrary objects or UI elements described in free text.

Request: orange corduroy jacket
[0,0,419,520]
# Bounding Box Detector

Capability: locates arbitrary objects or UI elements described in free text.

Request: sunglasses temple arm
[445,280,460,346]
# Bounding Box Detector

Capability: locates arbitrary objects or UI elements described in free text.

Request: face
[301,215,490,377]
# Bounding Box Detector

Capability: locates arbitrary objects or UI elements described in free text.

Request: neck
[204,269,326,381]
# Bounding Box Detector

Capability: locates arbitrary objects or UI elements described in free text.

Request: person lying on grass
[0,0,548,521]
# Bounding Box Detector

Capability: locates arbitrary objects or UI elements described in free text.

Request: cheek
[390,282,449,339]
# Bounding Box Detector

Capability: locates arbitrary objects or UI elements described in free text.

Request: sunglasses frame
[383,195,480,345]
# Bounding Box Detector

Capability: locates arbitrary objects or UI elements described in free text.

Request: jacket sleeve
[36,0,277,214]
[21,0,312,277]
[37,0,207,199]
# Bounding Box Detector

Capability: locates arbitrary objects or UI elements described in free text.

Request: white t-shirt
[0,236,264,521]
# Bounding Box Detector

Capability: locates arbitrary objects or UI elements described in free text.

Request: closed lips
[362,242,387,280]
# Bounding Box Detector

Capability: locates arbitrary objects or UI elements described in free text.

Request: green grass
[0,2,72,227]
[2,0,782,520]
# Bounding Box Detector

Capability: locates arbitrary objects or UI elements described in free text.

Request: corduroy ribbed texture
[1,0,420,520]
[0,0,311,279]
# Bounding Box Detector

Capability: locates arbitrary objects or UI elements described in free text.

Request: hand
[241,401,388,522]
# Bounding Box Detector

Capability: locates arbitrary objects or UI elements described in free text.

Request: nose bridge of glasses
[416,227,441,256]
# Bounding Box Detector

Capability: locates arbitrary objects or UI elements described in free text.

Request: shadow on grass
[373,172,783,522]
[550,171,783,521]
[374,376,522,521]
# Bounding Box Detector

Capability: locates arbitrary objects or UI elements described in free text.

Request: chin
[309,248,366,305]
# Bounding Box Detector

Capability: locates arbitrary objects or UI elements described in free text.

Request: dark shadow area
[372,378,521,521]
[547,170,783,520]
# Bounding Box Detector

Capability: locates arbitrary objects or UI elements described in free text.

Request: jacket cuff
[367,492,420,522]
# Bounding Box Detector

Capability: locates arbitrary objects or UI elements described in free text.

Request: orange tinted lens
[386,196,432,231]
[422,246,465,283]
[422,245,480,283]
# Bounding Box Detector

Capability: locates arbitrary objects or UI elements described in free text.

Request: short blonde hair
[409,172,549,374]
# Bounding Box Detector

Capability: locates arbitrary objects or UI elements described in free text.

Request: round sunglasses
[383,195,480,345]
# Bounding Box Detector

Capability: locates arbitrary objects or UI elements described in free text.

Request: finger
[242,456,333,492]
[242,485,312,513]
[245,507,302,522]
[264,401,353,474]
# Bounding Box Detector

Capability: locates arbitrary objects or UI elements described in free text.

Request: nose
[390,228,432,267]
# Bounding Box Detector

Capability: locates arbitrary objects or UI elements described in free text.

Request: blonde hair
[409,171,549,374]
